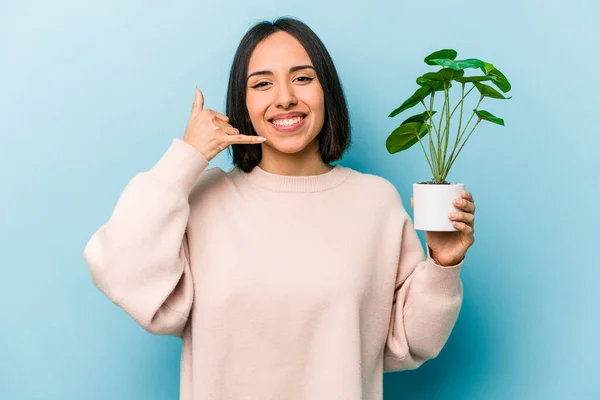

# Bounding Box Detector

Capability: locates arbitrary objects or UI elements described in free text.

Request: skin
[246,31,333,176]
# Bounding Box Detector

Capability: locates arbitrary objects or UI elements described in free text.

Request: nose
[274,82,297,109]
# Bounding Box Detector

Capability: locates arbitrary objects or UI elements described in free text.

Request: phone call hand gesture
[183,88,266,161]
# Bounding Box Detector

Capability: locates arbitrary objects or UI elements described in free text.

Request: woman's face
[245,31,325,155]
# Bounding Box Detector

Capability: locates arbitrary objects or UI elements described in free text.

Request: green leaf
[488,67,511,93]
[453,75,497,83]
[422,68,464,81]
[424,49,457,66]
[482,62,495,75]
[415,77,452,93]
[473,82,512,99]
[401,110,437,125]
[474,109,504,126]
[386,122,429,154]
[416,76,436,87]
[428,58,486,71]
[388,86,432,117]
[479,62,511,93]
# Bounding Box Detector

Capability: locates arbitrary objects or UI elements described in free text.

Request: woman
[83,16,476,400]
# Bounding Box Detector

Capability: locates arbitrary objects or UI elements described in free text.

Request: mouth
[268,115,307,132]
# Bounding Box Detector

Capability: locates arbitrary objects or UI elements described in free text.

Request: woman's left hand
[410,190,476,267]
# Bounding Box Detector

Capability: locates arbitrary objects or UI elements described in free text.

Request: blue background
[1,0,598,399]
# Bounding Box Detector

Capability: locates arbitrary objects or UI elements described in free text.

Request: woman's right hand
[183,87,266,161]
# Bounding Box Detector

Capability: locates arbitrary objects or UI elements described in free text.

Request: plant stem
[422,93,441,137]
[419,82,480,184]
[415,127,435,174]
[428,93,438,175]
[443,93,483,177]
[448,85,475,122]
[443,83,466,178]
[440,83,475,179]
[456,83,465,143]
[442,84,451,178]
[436,88,448,181]
[459,95,483,143]
[443,119,482,181]
[421,96,439,179]
[416,96,438,177]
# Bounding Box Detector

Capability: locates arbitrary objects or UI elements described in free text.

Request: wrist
[428,246,463,267]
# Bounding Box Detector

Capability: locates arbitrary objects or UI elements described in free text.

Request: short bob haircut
[226,17,352,173]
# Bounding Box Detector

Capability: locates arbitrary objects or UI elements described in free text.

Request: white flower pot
[413,182,466,231]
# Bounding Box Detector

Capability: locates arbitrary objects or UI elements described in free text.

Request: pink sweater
[83,138,464,400]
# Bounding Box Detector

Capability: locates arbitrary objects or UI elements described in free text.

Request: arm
[83,138,209,337]
[383,213,464,372]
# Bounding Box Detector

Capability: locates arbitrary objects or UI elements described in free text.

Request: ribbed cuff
[423,247,464,297]
[149,138,209,195]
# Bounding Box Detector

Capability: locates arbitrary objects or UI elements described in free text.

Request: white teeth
[272,116,304,126]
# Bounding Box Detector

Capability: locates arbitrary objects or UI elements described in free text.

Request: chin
[267,136,320,155]
[267,141,309,154]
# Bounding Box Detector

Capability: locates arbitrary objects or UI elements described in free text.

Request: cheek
[246,93,269,120]
[311,87,325,118]
[313,96,326,124]
[245,95,256,118]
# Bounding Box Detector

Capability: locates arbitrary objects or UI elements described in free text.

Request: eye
[296,76,314,83]
[251,81,270,89]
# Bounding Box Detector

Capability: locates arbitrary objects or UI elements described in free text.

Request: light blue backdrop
[1,0,598,399]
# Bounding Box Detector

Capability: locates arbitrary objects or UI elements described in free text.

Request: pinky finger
[452,221,473,233]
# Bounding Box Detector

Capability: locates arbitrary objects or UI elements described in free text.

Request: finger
[462,190,474,204]
[209,109,230,122]
[213,118,240,136]
[449,211,474,226]
[451,220,473,234]
[453,198,475,213]
[410,197,414,209]
[228,134,267,144]
[193,87,204,112]
[220,123,240,136]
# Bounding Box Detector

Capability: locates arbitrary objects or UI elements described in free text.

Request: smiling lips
[269,115,306,132]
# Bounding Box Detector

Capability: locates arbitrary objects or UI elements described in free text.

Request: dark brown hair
[226,16,352,172]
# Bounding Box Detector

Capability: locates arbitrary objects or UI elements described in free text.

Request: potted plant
[386,49,512,231]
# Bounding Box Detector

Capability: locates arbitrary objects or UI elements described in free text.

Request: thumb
[193,86,204,111]
[410,197,414,209]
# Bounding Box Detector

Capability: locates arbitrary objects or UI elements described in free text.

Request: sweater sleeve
[83,138,209,338]
[383,210,464,372]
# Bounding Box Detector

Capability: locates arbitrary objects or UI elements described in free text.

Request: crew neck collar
[235,164,352,193]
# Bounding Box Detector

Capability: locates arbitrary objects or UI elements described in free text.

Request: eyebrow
[247,65,315,81]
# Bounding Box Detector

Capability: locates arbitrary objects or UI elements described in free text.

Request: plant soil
[418,180,454,184]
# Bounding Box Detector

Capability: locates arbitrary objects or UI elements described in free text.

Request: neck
[258,142,333,176]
